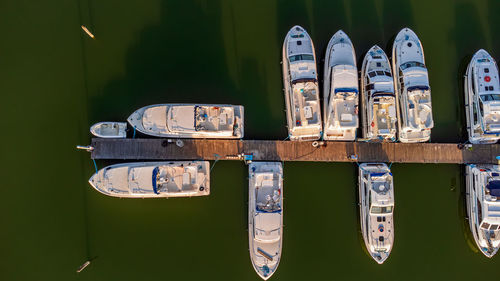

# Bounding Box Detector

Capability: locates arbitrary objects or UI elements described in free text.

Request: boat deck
[90,138,500,164]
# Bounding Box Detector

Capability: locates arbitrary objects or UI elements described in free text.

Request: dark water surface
[1,0,500,280]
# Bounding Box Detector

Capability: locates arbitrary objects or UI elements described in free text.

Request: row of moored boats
[84,26,500,280]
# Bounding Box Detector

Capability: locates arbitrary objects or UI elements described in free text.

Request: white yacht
[127,104,244,138]
[282,25,322,141]
[90,122,127,138]
[89,161,210,198]
[361,45,397,142]
[358,163,394,264]
[392,28,433,142]
[323,30,359,141]
[466,164,500,257]
[248,162,283,280]
[464,49,500,144]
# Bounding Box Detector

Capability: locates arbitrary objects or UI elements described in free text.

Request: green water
[1,0,500,280]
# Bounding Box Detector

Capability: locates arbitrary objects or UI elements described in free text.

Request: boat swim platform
[90,138,500,164]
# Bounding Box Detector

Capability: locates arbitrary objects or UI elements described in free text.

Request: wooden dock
[90,138,500,164]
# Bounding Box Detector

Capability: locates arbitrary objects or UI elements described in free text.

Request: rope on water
[92,159,98,173]
[283,134,290,141]
[210,153,221,172]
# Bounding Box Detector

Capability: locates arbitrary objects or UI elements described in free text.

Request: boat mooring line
[92,159,98,174]
[132,126,136,139]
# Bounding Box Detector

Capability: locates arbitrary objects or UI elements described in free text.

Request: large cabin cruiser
[358,163,394,264]
[89,161,210,198]
[464,49,500,144]
[127,104,244,138]
[466,164,500,257]
[323,30,359,141]
[392,28,433,142]
[282,26,322,141]
[248,162,283,280]
[361,46,397,142]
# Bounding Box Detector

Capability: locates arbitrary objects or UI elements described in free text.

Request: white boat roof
[394,28,425,65]
[328,30,356,67]
[285,26,317,81]
[332,65,358,89]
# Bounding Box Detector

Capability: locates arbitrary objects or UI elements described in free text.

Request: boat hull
[464,49,500,144]
[248,162,283,280]
[89,161,210,198]
[392,28,433,143]
[127,104,244,139]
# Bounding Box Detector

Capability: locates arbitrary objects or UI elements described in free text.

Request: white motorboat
[464,49,500,144]
[392,28,433,143]
[361,45,397,142]
[89,161,210,198]
[90,122,127,138]
[282,25,322,141]
[127,104,244,138]
[248,162,283,280]
[466,164,500,257]
[323,30,359,141]
[358,163,394,264]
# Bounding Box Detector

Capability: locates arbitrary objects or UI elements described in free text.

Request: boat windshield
[289,54,314,62]
[372,92,395,98]
[370,205,393,214]
[480,94,500,102]
[400,61,426,70]
[407,85,430,92]
[291,77,317,84]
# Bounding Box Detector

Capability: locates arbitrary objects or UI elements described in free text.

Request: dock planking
[90,138,500,164]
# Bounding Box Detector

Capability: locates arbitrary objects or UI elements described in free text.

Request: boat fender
[312,141,319,147]
[199,186,204,191]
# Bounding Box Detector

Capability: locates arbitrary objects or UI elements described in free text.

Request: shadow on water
[381,0,414,54]
[350,0,383,63]
[452,2,487,143]
[487,0,500,52]
[457,165,480,253]
[89,0,241,134]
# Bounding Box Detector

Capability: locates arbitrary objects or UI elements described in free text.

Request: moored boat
[282,25,322,141]
[248,162,283,280]
[361,45,397,142]
[358,163,395,264]
[392,28,433,143]
[464,49,500,144]
[89,161,210,198]
[90,122,127,138]
[466,164,500,257]
[127,104,244,138]
[323,30,359,141]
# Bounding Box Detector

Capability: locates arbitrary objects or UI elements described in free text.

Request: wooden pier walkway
[90,138,500,164]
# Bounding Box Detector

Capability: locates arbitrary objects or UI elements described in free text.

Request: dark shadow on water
[458,165,479,254]
[452,3,487,143]
[89,0,243,134]
[381,0,414,54]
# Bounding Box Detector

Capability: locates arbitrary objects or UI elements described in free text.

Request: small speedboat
[358,163,394,264]
[282,25,322,141]
[466,164,500,257]
[248,162,283,280]
[90,122,127,138]
[392,28,433,143]
[323,30,359,141]
[361,46,397,142]
[89,161,210,198]
[127,104,244,138]
[464,49,500,144]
